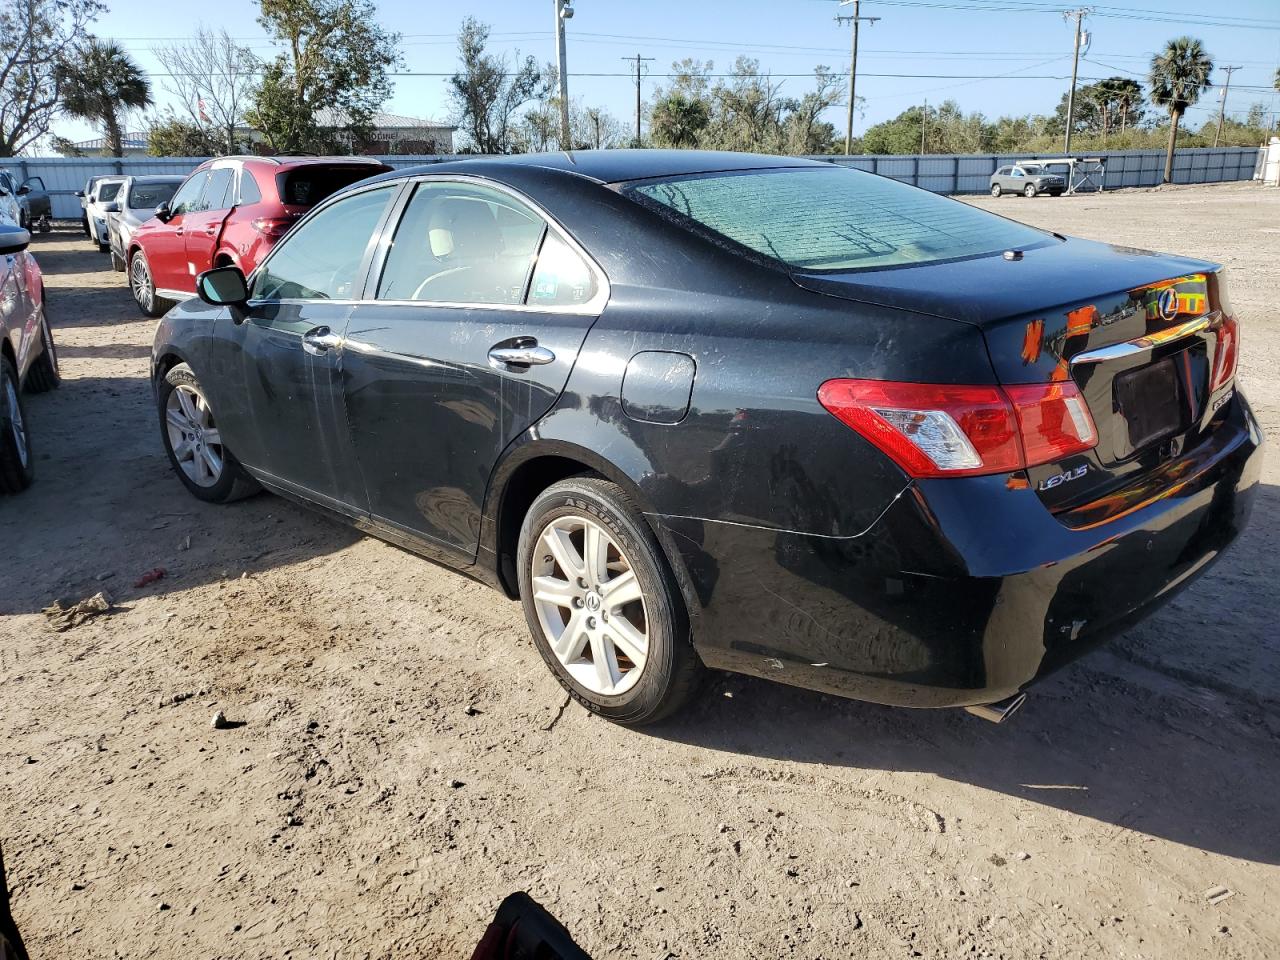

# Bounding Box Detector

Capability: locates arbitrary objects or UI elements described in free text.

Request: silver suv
[990,163,1066,198]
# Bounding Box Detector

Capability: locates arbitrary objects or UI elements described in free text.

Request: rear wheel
[130,250,174,318]
[990,183,1002,197]
[1023,183,1037,198]
[24,309,59,393]
[158,363,259,503]
[0,356,34,495]
[517,476,703,726]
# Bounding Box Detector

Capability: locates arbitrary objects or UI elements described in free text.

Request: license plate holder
[1114,356,1184,451]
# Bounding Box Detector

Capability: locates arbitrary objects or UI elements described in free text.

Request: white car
[0,175,20,227]
[85,176,127,251]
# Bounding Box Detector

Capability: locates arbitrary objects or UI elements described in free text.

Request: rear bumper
[660,393,1263,708]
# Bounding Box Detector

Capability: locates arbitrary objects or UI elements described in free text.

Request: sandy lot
[2,181,1278,959]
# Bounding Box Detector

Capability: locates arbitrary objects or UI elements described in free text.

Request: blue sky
[57,0,1280,147]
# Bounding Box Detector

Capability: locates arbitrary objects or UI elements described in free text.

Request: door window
[253,186,395,302]
[169,172,208,217]
[1011,168,1024,178]
[376,181,545,304]
[198,168,235,212]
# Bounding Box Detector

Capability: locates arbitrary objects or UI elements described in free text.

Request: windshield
[129,181,180,210]
[626,166,1050,272]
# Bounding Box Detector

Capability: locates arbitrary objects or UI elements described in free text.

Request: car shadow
[649,483,1280,866]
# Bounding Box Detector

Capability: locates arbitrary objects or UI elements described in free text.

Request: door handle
[302,326,343,356]
[488,339,555,368]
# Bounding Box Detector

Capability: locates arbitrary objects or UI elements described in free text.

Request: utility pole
[1213,65,1243,147]
[1062,7,1092,155]
[554,0,574,149]
[623,53,654,146]
[920,98,927,153]
[836,0,880,156]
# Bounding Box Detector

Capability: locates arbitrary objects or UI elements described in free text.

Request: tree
[58,38,153,157]
[448,17,546,153]
[147,113,219,156]
[650,92,710,148]
[247,0,401,153]
[155,25,259,155]
[0,0,102,156]
[1148,37,1213,183]
[1049,77,1144,143]
[781,66,842,154]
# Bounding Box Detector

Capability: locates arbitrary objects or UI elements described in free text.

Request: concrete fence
[2,146,1265,220]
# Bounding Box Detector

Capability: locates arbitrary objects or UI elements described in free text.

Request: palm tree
[58,40,153,158]
[1148,37,1213,184]
[650,93,710,149]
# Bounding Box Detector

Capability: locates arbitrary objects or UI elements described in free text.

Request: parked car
[0,172,51,231]
[106,175,185,272]
[990,162,1066,197]
[1,223,60,494]
[76,175,111,236]
[85,176,126,251]
[151,151,1261,726]
[127,155,391,317]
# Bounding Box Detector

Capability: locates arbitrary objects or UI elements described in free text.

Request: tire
[157,362,260,504]
[130,250,174,318]
[517,476,703,726]
[109,248,125,272]
[990,183,1002,197]
[80,215,89,238]
[24,307,59,393]
[1023,184,1037,198]
[0,355,34,495]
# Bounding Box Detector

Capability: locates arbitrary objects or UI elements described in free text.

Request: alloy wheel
[531,515,649,696]
[165,384,223,487]
[130,256,153,311]
[4,375,27,469]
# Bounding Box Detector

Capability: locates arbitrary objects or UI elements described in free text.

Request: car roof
[371,149,833,186]
[125,175,186,183]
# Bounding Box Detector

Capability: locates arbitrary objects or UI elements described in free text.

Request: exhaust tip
[964,692,1027,725]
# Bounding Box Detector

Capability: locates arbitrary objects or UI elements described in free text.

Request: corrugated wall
[1,146,1264,219]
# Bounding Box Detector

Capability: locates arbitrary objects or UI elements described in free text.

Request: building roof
[72,132,149,151]
[313,108,456,132]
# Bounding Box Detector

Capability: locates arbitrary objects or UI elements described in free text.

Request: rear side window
[238,171,262,204]
[128,181,180,210]
[376,181,545,305]
[197,168,234,211]
[276,165,384,208]
[626,167,1048,272]
[253,186,394,301]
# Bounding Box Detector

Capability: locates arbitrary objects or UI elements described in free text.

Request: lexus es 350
[150,151,1262,726]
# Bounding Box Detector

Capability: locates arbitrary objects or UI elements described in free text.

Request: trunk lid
[795,238,1239,517]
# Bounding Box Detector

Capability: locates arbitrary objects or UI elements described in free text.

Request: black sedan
[150,151,1262,726]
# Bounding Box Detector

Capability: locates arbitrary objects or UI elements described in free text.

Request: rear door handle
[488,338,555,368]
[302,326,343,356]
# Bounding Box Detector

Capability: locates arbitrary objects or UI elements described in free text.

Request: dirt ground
[2,181,1278,959]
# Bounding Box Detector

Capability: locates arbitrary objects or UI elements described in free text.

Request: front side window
[197,168,234,212]
[129,181,180,210]
[627,167,1050,272]
[169,172,208,217]
[253,186,394,301]
[376,181,545,304]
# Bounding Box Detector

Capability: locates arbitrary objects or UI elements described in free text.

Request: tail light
[818,378,1098,479]
[251,216,294,238]
[1209,313,1239,393]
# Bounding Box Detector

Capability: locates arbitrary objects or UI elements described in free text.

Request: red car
[126,155,391,317]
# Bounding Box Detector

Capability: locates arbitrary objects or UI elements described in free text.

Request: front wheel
[130,250,175,318]
[1023,184,1037,198]
[517,476,703,726]
[0,355,34,495]
[990,183,1002,197]
[158,363,260,503]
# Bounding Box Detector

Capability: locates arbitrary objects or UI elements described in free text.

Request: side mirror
[0,226,31,256]
[102,201,120,213]
[74,190,84,198]
[154,201,172,222]
[196,265,249,309]
[16,185,29,196]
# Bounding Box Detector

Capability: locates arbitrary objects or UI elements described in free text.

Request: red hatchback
[127,155,391,316]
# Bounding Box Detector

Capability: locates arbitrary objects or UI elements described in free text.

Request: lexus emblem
[584,592,602,612]
[1157,287,1179,322]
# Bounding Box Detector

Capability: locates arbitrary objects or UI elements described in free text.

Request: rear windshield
[97,182,123,202]
[129,181,180,210]
[276,165,385,208]
[625,166,1050,272]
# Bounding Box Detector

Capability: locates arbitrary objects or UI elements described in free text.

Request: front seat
[414,197,507,302]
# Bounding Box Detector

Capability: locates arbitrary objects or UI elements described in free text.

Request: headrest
[427,197,500,259]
